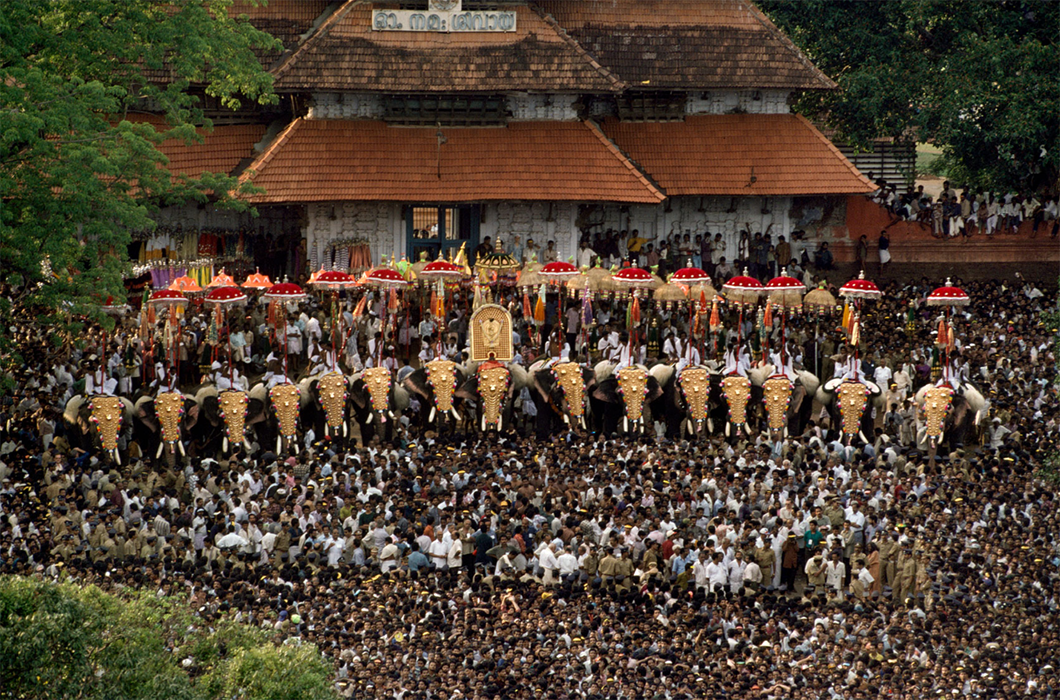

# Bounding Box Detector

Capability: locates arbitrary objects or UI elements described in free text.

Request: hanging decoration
[836,380,869,439]
[154,391,186,457]
[88,396,125,464]
[269,383,301,453]
[552,362,586,425]
[477,363,511,431]
[218,389,250,453]
[721,375,751,435]
[678,366,710,434]
[762,376,792,433]
[317,372,349,438]
[616,366,650,432]
[425,358,459,422]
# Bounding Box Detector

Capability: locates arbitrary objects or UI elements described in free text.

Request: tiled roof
[231,0,332,69]
[271,2,622,93]
[601,114,875,196]
[126,115,265,177]
[535,0,835,90]
[238,118,664,203]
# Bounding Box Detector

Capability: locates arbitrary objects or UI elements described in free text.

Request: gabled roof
[271,1,623,93]
[534,0,835,91]
[231,0,333,69]
[601,114,875,196]
[125,115,266,178]
[238,118,664,203]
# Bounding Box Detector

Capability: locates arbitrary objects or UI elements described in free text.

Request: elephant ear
[298,377,315,409]
[748,365,773,387]
[393,383,410,412]
[823,377,845,393]
[63,395,86,425]
[134,395,154,419]
[594,361,615,383]
[914,384,931,406]
[247,398,267,425]
[509,363,531,391]
[528,358,550,374]
[248,383,268,403]
[962,384,986,415]
[649,363,674,389]
[796,370,820,397]
[119,398,135,419]
[702,359,721,372]
[195,386,218,408]
[815,386,833,406]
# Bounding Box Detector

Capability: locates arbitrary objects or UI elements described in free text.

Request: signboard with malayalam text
[372,0,517,33]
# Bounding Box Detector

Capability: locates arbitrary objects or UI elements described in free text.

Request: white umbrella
[217,533,249,548]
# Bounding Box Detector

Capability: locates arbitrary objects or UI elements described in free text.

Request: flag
[522,290,532,320]
[850,315,860,347]
[763,298,773,329]
[709,297,720,330]
[581,292,593,328]
[936,317,947,346]
[841,302,852,335]
[533,285,545,325]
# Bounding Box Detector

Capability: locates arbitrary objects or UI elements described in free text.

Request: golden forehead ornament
[89,396,124,452]
[218,390,249,441]
[762,377,793,431]
[154,392,185,445]
[425,359,458,413]
[921,385,954,439]
[317,372,348,429]
[678,367,710,425]
[617,367,649,422]
[721,376,751,426]
[836,381,868,437]
[270,383,301,439]
[478,365,510,428]
[362,367,392,413]
[552,362,586,417]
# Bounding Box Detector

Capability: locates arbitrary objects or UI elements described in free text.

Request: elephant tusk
[156,442,164,459]
[114,449,121,466]
[563,414,570,425]
[429,406,436,423]
[324,424,329,439]
[580,416,586,430]
[623,417,629,433]
[859,430,868,444]
[725,422,731,437]
[276,436,282,454]
[452,409,461,421]
[343,422,348,438]
[178,441,185,457]
[366,412,373,424]
[223,436,228,453]
[707,418,714,434]
[481,415,487,432]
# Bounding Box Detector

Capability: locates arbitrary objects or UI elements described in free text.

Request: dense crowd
[1,272,1058,700]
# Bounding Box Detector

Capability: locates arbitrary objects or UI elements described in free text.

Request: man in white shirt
[556,545,579,582]
[538,542,560,586]
[825,551,846,597]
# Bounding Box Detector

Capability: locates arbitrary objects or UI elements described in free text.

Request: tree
[758,0,1059,193]
[0,576,338,700]
[0,0,279,344]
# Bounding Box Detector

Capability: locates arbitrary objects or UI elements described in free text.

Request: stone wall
[508,94,579,121]
[482,202,576,259]
[307,93,385,120]
[685,90,790,115]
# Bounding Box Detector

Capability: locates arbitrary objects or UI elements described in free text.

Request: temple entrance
[406,204,480,264]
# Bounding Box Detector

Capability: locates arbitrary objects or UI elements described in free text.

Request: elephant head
[590,361,664,435]
[817,377,883,443]
[268,382,302,454]
[218,389,251,453]
[130,392,198,462]
[914,381,984,452]
[527,359,597,436]
[456,361,529,433]
[68,394,135,464]
[720,375,752,436]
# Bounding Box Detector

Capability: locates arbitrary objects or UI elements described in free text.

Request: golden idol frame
[469,304,513,362]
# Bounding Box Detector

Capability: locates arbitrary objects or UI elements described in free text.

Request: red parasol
[365,267,409,287]
[722,269,765,305]
[208,269,236,288]
[612,266,655,288]
[839,271,882,300]
[204,286,247,306]
[670,265,711,285]
[420,259,465,280]
[926,279,970,306]
[241,269,273,290]
[539,261,581,281]
[764,269,806,304]
[148,289,189,307]
[264,281,308,301]
[310,270,354,291]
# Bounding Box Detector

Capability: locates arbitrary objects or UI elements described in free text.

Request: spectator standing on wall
[878,230,891,274]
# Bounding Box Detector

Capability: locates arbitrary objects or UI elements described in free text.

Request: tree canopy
[0,576,337,700]
[758,0,1060,193]
[0,0,279,338]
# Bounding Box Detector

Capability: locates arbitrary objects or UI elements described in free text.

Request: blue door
[406,205,479,264]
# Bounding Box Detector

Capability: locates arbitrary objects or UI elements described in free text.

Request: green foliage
[758,0,1060,193]
[0,577,338,700]
[0,0,279,342]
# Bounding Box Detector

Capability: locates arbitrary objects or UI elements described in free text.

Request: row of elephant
[63,356,985,463]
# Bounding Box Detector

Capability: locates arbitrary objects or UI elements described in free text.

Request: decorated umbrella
[264,280,307,381]
[204,286,248,385]
[612,266,655,360]
[539,260,581,281]
[653,282,687,307]
[838,271,883,378]
[669,263,710,364]
[419,255,466,356]
[475,239,521,277]
[802,284,837,375]
[584,264,616,296]
[168,275,204,294]
[208,268,236,288]
[926,278,969,384]
[310,270,354,372]
[241,268,273,291]
[722,269,764,354]
[147,289,188,389]
[364,265,408,366]
[764,268,806,364]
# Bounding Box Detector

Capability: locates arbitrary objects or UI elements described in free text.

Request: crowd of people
[1,268,1058,699]
[871,178,1060,240]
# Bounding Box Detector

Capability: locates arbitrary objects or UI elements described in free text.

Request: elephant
[526,359,597,438]
[746,365,821,437]
[815,377,884,443]
[914,381,985,454]
[349,368,410,445]
[590,362,664,435]
[402,360,469,431]
[130,391,200,461]
[648,362,733,439]
[455,360,530,434]
[62,394,136,461]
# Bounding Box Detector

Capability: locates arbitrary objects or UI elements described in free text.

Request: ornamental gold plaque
[317,372,348,429]
[270,383,301,439]
[678,367,710,426]
[478,364,510,428]
[616,367,649,422]
[425,359,458,413]
[89,396,124,452]
[836,380,868,437]
[469,304,513,362]
[219,390,249,442]
[762,377,793,431]
[721,376,751,426]
[921,385,953,439]
[154,392,185,446]
[552,362,585,417]
[362,367,392,413]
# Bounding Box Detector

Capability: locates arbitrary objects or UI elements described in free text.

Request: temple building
[136,0,877,282]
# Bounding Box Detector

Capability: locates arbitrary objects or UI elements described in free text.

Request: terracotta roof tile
[127,115,265,178]
[536,0,834,90]
[239,118,664,204]
[271,2,622,93]
[602,114,875,196]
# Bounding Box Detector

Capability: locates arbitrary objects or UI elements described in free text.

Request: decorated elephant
[402,360,468,430]
[130,391,200,461]
[349,368,410,444]
[62,394,136,462]
[455,360,530,433]
[526,359,597,438]
[746,366,821,437]
[590,362,664,435]
[914,381,985,454]
[816,377,884,443]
